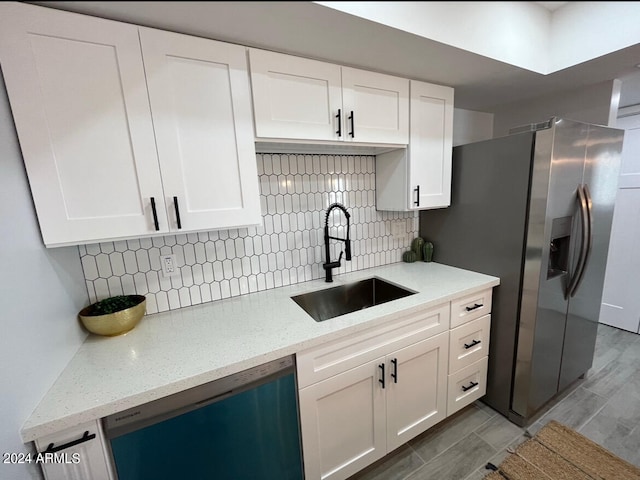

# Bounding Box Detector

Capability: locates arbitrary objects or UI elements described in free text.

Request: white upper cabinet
[0,2,167,246]
[0,3,261,246]
[376,80,454,211]
[139,28,261,232]
[249,49,343,141]
[249,49,409,145]
[341,67,409,145]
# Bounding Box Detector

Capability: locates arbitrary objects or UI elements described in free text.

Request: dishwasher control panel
[104,355,295,438]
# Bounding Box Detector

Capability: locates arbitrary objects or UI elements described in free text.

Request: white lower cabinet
[385,333,449,451]
[297,292,493,480]
[34,420,113,480]
[299,333,449,480]
[446,306,491,417]
[299,358,387,480]
[297,303,451,480]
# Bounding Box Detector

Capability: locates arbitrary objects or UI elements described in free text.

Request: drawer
[450,289,492,328]
[297,302,450,388]
[446,356,488,416]
[449,314,491,373]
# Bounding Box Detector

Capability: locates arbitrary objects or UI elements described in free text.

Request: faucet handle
[323,251,343,270]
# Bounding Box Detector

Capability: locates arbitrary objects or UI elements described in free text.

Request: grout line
[575,386,625,433]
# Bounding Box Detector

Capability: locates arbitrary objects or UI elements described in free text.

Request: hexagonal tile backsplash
[80,154,418,314]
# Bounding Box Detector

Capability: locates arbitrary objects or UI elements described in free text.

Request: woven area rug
[483,419,640,480]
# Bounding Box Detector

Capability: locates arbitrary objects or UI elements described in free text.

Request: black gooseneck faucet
[323,203,351,282]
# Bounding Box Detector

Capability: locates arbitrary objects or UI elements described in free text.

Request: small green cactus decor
[411,237,425,261]
[422,241,434,262]
[402,250,417,263]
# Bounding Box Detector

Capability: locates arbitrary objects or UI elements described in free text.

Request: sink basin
[291,277,416,322]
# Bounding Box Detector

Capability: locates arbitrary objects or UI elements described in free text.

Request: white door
[601,189,640,333]
[0,3,167,247]
[140,29,261,232]
[409,81,454,209]
[386,332,449,451]
[249,49,343,141]
[298,359,387,480]
[601,113,640,333]
[341,67,409,144]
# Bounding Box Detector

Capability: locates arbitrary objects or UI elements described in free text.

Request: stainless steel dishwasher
[103,355,303,479]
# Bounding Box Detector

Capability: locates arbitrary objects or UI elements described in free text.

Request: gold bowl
[78,295,146,336]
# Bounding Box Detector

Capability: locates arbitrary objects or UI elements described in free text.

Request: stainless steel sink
[291,277,416,322]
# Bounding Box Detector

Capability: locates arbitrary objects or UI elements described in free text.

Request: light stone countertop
[21,262,499,442]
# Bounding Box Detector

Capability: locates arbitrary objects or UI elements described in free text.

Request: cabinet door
[409,81,454,209]
[140,29,261,232]
[386,332,449,451]
[34,420,114,480]
[249,49,343,141]
[0,3,167,247]
[298,359,386,480]
[341,67,409,144]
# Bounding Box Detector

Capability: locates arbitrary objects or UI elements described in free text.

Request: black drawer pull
[414,185,420,207]
[173,196,182,229]
[391,358,398,383]
[465,303,483,312]
[348,110,355,138]
[379,363,385,389]
[336,109,342,137]
[464,339,481,349]
[461,381,479,392]
[150,197,159,231]
[42,431,95,454]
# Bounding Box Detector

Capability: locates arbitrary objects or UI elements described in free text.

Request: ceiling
[27,1,640,112]
[535,2,569,12]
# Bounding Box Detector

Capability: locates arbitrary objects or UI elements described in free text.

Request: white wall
[0,74,88,480]
[453,108,494,146]
[491,80,619,137]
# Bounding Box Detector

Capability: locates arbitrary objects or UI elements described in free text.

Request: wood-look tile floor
[349,324,640,480]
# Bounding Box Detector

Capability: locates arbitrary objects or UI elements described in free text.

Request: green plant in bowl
[79,294,146,336]
[89,295,141,315]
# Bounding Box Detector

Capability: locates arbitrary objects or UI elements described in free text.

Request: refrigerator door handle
[569,184,593,297]
[566,185,591,297]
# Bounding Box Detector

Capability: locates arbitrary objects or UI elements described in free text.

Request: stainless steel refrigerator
[420,117,623,426]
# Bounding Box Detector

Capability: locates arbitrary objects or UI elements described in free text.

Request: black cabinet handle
[336,109,342,137]
[414,185,420,206]
[465,303,483,312]
[391,358,398,383]
[173,196,182,229]
[348,110,355,138]
[150,197,159,231]
[379,363,385,389]
[464,339,481,349]
[41,431,95,454]
[461,381,479,392]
